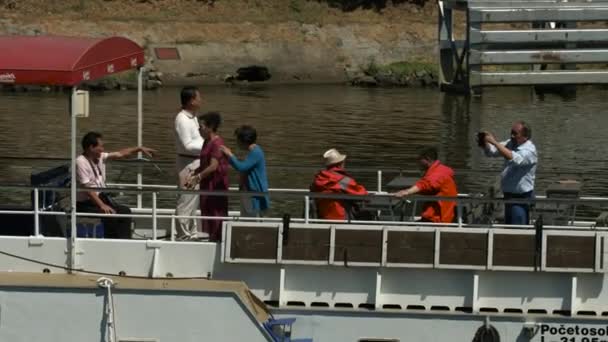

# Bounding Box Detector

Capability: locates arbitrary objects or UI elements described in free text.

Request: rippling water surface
[1,85,607,210]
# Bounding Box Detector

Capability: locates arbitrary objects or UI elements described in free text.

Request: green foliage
[362,60,437,78]
[289,0,303,13]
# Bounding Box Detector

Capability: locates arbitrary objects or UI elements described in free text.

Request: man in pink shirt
[76,131,155,239]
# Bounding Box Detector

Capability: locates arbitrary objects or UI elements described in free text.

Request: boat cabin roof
[0,35,144,86]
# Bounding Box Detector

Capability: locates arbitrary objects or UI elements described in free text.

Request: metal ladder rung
[470,48,608,65]
[471,70,608,85]
[469,7,608,23]
[470,28,608,45]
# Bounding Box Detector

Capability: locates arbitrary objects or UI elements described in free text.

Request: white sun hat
[323,148,347,166]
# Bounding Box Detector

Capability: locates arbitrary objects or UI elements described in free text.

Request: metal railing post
[377,170,382,193]
[457,202,463,228]
[33,188,40,236]
[152,191,157,240]
[69,86,78,272]
[170,215,176,241]
[304,195,310,224]
[136,67,144,209]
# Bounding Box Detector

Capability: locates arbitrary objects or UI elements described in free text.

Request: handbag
[99,192,120,209]
[85,157,119,208]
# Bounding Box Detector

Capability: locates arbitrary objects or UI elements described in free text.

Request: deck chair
[537,180,581,226]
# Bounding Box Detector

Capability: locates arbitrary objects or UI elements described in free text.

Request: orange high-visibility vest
[415,160,458,223]
[310,166,368,220]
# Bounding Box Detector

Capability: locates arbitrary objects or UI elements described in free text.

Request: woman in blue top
[220,125,270,217]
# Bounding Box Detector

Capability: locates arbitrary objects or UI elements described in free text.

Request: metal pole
[107,282,117,342]
[33,188,40,236]
[438,0,455,87]
[152,191,157,240]
[70,87,77,272]
[97,277,117,342]
[137,67,144,208]
[304,195,310,224]
[457,202,463,228]
[170,215,176,241]
[377,170,382,193]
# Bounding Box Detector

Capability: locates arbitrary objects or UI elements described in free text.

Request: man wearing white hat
[310,148,368,220]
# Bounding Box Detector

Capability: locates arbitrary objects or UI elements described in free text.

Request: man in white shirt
[174,86,204,239]
[76,131,155,239]
[479,120,538,225]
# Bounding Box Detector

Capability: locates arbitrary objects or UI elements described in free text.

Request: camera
[476,132,487,147]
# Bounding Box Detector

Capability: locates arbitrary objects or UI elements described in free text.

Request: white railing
[221,222,605,273]
[0,183,606,281]
[1,183,608,242]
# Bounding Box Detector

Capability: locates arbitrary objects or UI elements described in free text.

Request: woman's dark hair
[199,112,222,132]
[82,131,102,150]
[180,86,199,108]
[234,125,257,145]
[418,147,438,161]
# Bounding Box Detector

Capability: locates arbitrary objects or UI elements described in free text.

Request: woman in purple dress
[191,112,229,241]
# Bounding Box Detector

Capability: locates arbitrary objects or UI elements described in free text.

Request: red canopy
[0,35,144,86]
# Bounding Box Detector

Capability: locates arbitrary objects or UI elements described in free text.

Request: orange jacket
[415,160,458,223]
[310,166,368,220]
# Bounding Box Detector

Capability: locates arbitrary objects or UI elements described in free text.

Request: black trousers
[76,200,132,239]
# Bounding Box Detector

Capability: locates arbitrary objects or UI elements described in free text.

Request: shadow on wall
[316,0,429,11]
[225,66,272,83]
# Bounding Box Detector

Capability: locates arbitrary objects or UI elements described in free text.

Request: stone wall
[0,3,439,85]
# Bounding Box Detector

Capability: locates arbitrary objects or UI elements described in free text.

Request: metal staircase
[438,0,608,94]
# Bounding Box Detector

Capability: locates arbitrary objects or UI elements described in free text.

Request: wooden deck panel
[334,229,383,263]
[386,231,435,264]
[227,226,597,271]
[493,234,536,267]
[439,232,487,266]
[229,226,278,260]
[282,228,330,261]
[546,235,595,269]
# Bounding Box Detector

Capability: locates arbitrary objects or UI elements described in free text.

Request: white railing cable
[5,184,607,206]
[5,208,596,231]
[1,184,607,234]
[5,156,606,176]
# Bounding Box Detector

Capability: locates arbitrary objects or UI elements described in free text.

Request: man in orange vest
[393,147,458,223]
[310,148,368,220]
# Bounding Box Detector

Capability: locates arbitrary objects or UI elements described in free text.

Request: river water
[1,85,607,212]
